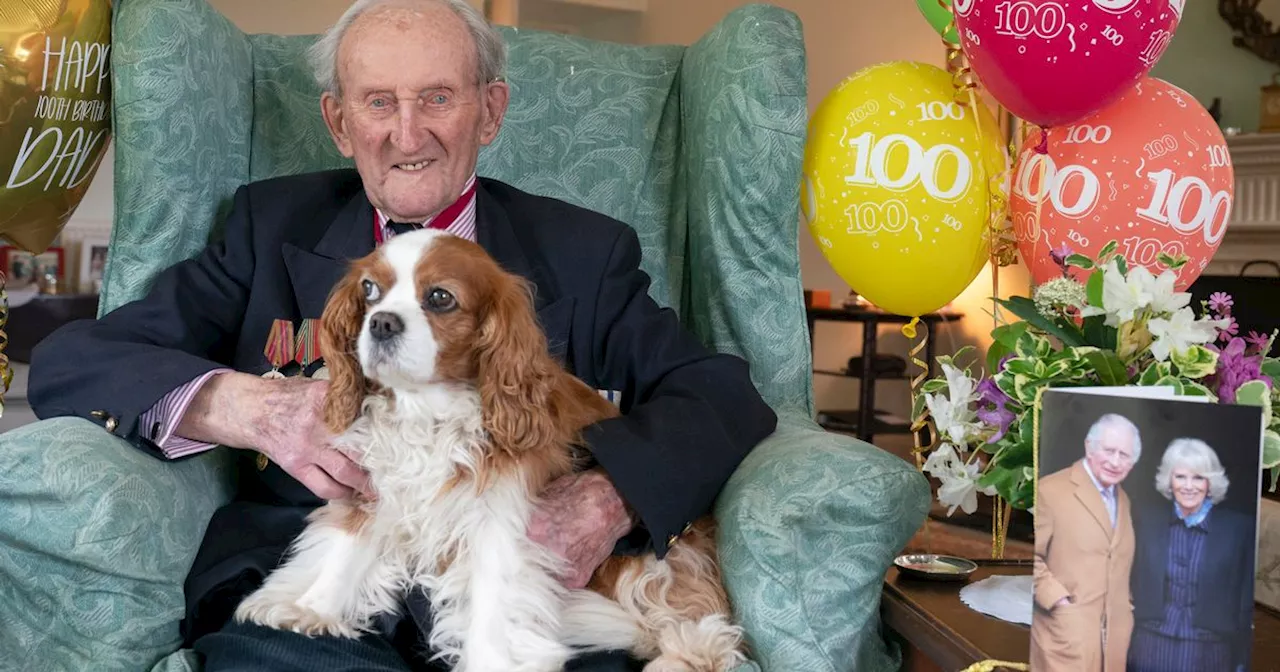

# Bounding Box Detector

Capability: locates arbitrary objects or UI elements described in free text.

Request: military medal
[297,318,329,379]
[261,319,295,379]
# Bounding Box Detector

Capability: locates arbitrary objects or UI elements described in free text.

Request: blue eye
[429,94,448,105]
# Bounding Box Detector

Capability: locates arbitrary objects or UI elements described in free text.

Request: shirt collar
[1175,499,1213,528]
[1082,459,1116,498]
[373,172,479,243]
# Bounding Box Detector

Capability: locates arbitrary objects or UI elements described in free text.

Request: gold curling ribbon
[903,317,937,552]
[0,269,10,416]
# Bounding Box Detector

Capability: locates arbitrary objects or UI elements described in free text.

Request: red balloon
[1011,76,1233,290]
[954,0,1184,127]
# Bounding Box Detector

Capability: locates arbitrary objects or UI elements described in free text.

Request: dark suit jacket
[28,169,777,646]
[1130,502,1256,668]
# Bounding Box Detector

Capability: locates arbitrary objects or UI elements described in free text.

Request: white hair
[306,0,507,97]
[1084,413,1142,462]
[1155,438,1230,504]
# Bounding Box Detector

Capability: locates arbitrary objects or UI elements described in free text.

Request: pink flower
[1208,291,1234,315]
[1218,318,1239,343]
[1246,331,1271,352]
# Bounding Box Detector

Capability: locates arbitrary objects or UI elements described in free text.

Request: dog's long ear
[475,273,561,457]
[319,271,368,434]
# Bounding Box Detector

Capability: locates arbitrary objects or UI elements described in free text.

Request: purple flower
[975,378,1015,443]
[998,353,1014,371]
[1050,243,1072,268]
[1210,336,1271,403]
[1246,331,1271,352]
[1218,318,1239,343]
[1208,292,1234,315]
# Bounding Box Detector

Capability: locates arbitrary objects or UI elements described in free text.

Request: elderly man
[1031,413,1141,672]
[27,0,777,669]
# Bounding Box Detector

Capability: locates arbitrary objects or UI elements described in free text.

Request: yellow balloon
[802,61,1006,317]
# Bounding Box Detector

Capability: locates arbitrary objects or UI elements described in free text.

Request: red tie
[374,179,477,244]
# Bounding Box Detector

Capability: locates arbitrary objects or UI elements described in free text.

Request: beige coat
[1030,459,1135,672]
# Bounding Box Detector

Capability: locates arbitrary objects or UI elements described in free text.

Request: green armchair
[0,1,931,670]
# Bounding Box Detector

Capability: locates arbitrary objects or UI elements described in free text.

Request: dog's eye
[423,287,457,313]
[362,279,382,302]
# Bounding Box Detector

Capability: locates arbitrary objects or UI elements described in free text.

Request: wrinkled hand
[527,469,635,589]
[252,377,372,501]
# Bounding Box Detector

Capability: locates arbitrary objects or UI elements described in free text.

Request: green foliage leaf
[1064,254,1095,270]
[1083,315,1118,351]
[1004,358,1039,377]
[987,341,1011,378]
[1170,345,1218,380]
[1086,269,1105,309]
[1097,240,1119,260]
[912,391,927,422]
[1139,360,1172,386]
[1262,430,1280,470]
[1235,380,1273,427]
[1261,359,1280,384]
[1181,381,1218,400]
[1115,256,1129,276]
[996,372,1018,400]
[1156,252,1189,270]
[1082,349,1129,386]
[921,378,949,394]
[1153,376,1185,395]
[997,297,1087,347]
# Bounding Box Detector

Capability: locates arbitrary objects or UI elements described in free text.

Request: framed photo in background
[0,246,37,289]
[78,239,109,294]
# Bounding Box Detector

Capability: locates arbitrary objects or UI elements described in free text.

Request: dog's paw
[234,594,360,639]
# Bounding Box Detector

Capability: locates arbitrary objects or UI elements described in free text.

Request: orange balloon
[1011,76,1233,290]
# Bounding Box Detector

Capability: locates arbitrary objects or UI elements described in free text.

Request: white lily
[925,363,980,445]
[1147,307,1227,361]
[1139,267,1191,317]
[922,442,959,478]
[936,459,984,515]
[1079,259,1153,327]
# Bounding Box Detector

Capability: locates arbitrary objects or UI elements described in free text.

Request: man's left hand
[528,468,635,589]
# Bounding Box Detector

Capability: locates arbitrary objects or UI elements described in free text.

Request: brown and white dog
[233,228,745,671]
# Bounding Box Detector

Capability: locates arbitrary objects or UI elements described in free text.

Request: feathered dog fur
[233,229,745,671]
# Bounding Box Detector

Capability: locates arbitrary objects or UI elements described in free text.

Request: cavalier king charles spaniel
[233,229,745,671]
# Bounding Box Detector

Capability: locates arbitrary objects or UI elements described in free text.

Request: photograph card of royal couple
[1031,387,1264,672]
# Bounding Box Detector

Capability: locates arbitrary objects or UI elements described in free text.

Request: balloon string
[904,318,936,554]
[1035,126,1050,154]
[0,270,10,415]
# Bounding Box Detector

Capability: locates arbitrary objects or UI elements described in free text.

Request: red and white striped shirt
[141,174,480,458]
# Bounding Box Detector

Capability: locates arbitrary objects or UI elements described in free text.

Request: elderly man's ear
[479,80,510,145]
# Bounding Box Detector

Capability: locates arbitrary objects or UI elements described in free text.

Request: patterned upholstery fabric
[0,0,931,670]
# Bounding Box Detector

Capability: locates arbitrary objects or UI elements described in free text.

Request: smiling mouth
[394,160,433,172]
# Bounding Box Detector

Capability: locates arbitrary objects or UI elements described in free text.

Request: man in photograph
[1031,413,1142,672]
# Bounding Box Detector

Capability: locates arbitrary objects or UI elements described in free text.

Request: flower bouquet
[917,240,1280,517]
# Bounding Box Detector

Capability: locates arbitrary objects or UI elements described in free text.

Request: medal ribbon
[295,319,319,366]
[264,319,296,370]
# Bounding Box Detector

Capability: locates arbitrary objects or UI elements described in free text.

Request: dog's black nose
[368,311,404,341]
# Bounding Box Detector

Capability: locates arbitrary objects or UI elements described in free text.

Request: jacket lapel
[282,191,376,319]
[1071,460,1115,540]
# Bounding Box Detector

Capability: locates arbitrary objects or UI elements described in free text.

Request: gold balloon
[0,0,112,253]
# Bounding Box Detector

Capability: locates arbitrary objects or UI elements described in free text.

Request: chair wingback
[103,0,813,418]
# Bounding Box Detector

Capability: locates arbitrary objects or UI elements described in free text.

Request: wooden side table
[805,306,962,443]
[881,560,1280,671]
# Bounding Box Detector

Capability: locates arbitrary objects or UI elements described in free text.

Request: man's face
[1170,466,1209,514]
[320,3,509,222]
[1084,425,1137,488]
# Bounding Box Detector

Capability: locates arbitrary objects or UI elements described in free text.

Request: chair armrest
[104,0,254,315]
[0,418,235,670]
[715,417,931,672]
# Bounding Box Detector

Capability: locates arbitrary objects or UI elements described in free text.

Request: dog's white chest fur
[237,387,573,672]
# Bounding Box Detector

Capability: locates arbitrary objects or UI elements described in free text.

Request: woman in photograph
[1127,438,1255,672]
